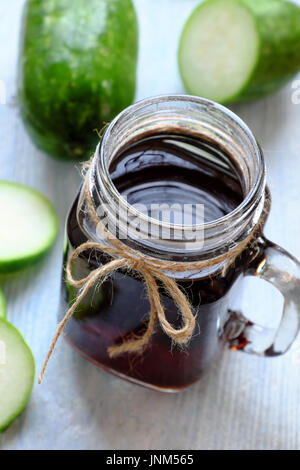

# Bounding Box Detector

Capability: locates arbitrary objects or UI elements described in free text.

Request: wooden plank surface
[0,0,300,450]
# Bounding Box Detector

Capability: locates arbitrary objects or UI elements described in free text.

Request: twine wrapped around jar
[38,163,270,384]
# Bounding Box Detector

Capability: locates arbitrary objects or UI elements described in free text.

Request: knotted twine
[38,163,269,384]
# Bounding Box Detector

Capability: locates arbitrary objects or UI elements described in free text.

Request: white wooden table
[1,0,300,450]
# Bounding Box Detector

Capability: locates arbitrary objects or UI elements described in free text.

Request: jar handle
[226,237,300,356]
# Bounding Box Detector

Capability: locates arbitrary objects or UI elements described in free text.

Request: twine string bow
[38,167,268,384]
[38,207,197,384]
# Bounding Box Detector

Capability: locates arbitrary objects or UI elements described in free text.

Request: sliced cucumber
[0,319,35,432]
[0,290,6,319]
[0,181,58,273]
[178,0,300,103]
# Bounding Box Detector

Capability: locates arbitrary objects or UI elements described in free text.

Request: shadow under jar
[60,95,300,392]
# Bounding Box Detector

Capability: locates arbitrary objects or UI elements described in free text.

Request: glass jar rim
[90,94,266,260]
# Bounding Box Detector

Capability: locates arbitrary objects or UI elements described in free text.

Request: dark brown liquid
[61,135,261,390]
[110,135,243,223]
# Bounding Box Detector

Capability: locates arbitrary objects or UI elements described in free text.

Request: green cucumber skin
[18,0,138,161]
[0,320,35,433]
[0,290,6,319]
[235,0,300,103]
[0,247,55,274]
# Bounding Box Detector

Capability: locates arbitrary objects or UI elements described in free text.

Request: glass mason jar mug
[61,95,300,392]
